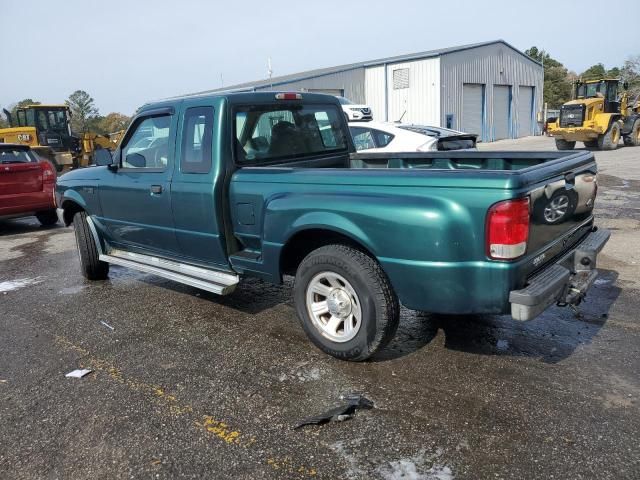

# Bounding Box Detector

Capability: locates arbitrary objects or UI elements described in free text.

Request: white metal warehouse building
[203,40,543,142]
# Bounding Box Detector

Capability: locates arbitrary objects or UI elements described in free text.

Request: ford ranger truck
[55,92,610,361]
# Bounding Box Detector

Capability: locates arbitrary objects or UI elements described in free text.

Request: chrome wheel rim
[305,272,362,343]
[544,195,569,223]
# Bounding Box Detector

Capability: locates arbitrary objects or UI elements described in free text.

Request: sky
[2,0,638,115]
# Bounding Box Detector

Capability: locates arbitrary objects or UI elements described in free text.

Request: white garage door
[493,85,511,140]
[462,84,484,137]
[518,86,534,137]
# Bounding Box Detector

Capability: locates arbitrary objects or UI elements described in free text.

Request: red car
[0,143,58,225]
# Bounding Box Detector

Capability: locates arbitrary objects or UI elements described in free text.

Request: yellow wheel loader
[0,104,120,172]
[548,79,640,151]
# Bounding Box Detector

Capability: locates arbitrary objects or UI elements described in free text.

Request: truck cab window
[181,107,213,174]
[121,115,171,169]
[234,103,347,164]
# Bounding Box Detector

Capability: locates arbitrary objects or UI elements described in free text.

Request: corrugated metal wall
[255,68,367,104]
[363,58,440,123]
[386,58,440,124]
[365,66,386,121]
[440,43,543,141]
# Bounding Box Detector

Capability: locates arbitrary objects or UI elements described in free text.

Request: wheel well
[280,229,375,276]
[61,200,84,226]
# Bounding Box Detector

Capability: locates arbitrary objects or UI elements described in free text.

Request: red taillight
[486,198,530,260]
[41,161,56,183]
[275,93,302,100]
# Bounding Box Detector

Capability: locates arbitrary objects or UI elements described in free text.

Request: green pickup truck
[56,92,610,361]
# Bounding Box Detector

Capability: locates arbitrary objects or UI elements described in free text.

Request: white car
[337,96,372,121]
[349,121,477,152]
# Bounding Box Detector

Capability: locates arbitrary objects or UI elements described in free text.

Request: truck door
[171,101,230,268]
[98,110,180,256]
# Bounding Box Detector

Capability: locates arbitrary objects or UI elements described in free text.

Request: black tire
[73,211,109,280]
[623,119,640,147]
[583,140,598,148]
[555,138,576,150]
[294,244,399,361]
[597,122,621,150]
[36,209,58,226]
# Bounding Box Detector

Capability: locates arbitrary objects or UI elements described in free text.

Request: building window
[393,68,409,89]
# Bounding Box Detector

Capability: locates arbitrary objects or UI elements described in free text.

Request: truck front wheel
[555,138,575,150]
[294,244,399,361]
[73,211,109,280]
[598,122,621,150]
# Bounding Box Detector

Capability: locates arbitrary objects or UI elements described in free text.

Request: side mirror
[94,148,113,166]
[125,152,146,168]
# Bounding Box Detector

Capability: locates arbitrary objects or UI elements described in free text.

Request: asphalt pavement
[1,137,639,479]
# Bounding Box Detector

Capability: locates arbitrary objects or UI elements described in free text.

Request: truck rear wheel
[583,140,598,148]
[555,138,575,150]
[623,120,640,147]
[73,211,109,280]
[294,244,399,361]
[598,122,621,150]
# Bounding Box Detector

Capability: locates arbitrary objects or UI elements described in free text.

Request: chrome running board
[86,216,238,295]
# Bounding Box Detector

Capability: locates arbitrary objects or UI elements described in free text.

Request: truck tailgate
[523,152,598,268]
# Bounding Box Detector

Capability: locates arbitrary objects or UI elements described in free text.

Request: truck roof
[138,91,342,114]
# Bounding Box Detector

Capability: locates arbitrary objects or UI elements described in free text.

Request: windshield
[35,108,69,132]
[0,147,37,164]
[335,96,354,105]
[576,81,607,99]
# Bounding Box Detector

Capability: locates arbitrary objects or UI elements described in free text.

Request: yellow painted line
[54,335,317,477]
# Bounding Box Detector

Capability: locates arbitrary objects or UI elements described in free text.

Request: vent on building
[392,68,409,89]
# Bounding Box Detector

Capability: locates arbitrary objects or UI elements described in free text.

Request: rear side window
[350,127,375,151]
[181,107,213,174]
[0,148,36,163]
[234,103,347,165]
[371,129,394,147]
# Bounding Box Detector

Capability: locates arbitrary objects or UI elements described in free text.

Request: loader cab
[14,105,78,152]
[574,79,620,113]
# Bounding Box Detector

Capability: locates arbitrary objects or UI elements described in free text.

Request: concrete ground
[1,137,639,479]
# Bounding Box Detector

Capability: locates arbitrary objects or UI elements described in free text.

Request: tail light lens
[41,161,56,183]
[486,198,530,260]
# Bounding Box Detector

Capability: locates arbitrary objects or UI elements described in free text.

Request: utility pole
[268,57,273,89]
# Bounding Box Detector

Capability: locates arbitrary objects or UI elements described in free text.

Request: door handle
[150,185,163,194]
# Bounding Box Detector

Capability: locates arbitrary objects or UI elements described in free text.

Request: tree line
[525,47,640,108]
[0,90,131,135]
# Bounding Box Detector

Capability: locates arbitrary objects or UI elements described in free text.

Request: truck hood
[56,165,104,183]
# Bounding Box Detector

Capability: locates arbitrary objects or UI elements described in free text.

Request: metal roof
[185,39,540,97]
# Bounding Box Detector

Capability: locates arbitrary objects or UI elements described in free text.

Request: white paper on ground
[65,369,92,378]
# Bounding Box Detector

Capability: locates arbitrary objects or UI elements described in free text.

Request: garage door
[462,84,484,138]
[493,85,511,140]
[518,86,534,137]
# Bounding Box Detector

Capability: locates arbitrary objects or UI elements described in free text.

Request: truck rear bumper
[509,228,610,321]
